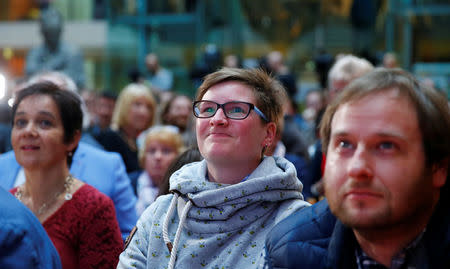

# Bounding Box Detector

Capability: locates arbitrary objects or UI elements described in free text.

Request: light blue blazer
[0,142,138,241]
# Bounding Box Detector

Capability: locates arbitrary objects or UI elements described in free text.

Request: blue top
[0,142,138,241]
[0,187,61,268]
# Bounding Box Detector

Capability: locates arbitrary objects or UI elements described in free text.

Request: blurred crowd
[0,5,448,269]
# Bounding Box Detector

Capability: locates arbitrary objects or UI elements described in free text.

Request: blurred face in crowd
[144,140,178,186]
[96,96,116,129]
[126,97,153,135]
[165,95,192,131]
[328,79,349,101]
[324,89,443,231]
[306,91,324,113]
[81,91,96,117]
[12,94,77,170]
[145,54,159,73]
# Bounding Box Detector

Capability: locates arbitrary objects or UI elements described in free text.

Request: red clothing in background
[12,184,123,268]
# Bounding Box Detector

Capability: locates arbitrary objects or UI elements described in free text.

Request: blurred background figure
[160,94,196,147]
[302,89,326,125]
[80,89,97,127]
[382,52,399,68]
[223,54,242,68]
[145,52,174,92]
[135,125,184,216]
[157,146,203,197]
[266,51,289,75]
[0,103,12,154]
[190,43,222,88]
[25,7,85,90]
[96,83,157,174]
[350,0,378,56]
[314,49,334,89]
[327,54,374,101]
[87,90,117,136]
[95,90,117,130]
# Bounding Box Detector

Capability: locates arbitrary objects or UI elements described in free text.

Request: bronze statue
[25,8,85,89]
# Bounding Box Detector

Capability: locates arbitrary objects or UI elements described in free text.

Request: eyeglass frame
[192,100,269,122]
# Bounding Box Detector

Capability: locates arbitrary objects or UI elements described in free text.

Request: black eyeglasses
[193,100,269,121]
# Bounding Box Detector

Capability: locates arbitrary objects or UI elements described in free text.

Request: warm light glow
[8,97,14,107]
[2,48,13,60]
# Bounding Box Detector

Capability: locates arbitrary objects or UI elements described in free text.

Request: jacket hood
[168,156,304,233]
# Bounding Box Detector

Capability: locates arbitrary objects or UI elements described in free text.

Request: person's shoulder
[0,187,28,216]
[267,199,335,249]
[0,151,20,190]
[0,149,16,160]
[27,44,45,54]
[139,193,174,220]
[60,42,82,54]
[71,184,116,217]
[0,188,62,268]
[96,129,127,149]
[77,142,122,161]
[76,184,112,203]
[265,199,336,268]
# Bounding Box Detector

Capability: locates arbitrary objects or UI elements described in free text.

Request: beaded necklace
[15,174,74,216]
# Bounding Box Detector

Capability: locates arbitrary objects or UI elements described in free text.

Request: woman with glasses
[118,68,309,269]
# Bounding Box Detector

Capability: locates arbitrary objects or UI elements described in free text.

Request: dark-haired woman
[10,82,123,268]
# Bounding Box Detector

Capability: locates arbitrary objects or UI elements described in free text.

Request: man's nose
[347,146,373,180]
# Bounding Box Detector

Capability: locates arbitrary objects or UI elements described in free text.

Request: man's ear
[432,159,449,188]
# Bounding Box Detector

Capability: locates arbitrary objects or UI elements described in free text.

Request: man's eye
[378,142,395,150]
[338,140,352,149]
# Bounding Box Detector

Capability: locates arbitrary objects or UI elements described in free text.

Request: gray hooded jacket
[117,156,310,269]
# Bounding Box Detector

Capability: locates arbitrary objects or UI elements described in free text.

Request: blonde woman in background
[97,83,156,173]
[135,125,185,215]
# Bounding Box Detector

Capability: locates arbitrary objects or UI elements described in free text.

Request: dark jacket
[264,198,450,269]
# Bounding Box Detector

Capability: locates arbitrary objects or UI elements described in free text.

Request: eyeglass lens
[194,101,251,119]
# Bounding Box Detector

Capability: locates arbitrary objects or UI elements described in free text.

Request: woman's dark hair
[12,81,83,162]
[158,147,203,196]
